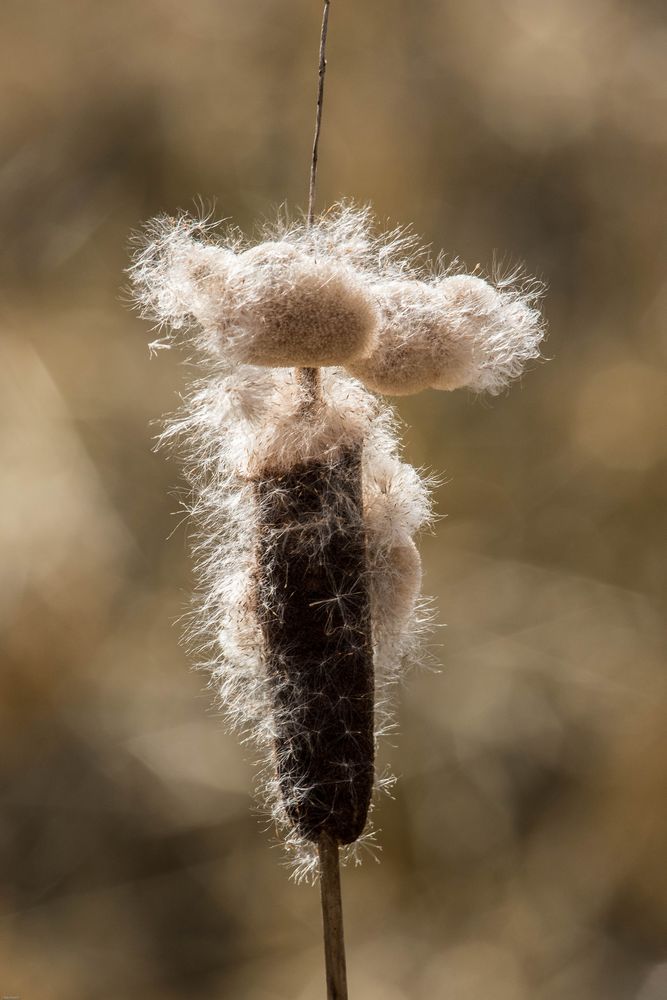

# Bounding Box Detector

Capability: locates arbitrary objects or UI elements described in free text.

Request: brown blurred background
[1,1,665,998]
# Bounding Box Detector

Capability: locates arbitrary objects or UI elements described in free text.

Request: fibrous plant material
[131,217,378,366]
[132,207,544,395]
[347,273,544,396]
[130,203,544,875]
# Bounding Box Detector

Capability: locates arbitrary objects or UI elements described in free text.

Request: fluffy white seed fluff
[130,215,378,366]
[131,205,544,396]
[348,274,545,396]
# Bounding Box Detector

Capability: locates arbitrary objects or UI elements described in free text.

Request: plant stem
[296,363,321,405]
[302,12,350,997]
[308,0,332,227]
[297,0,331,404]
[318,831,348,1000]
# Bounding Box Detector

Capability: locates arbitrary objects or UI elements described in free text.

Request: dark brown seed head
[255,444,374,844]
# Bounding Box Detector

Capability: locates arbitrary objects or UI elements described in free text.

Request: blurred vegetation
[0,1,665,998]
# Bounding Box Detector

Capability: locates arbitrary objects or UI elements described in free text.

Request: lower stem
[318,832,348,1000]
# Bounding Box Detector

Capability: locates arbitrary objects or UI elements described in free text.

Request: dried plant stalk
[129,12,545,999]
[319,831,348,1000]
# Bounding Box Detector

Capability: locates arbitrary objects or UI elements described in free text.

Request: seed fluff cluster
[130,204,545,878]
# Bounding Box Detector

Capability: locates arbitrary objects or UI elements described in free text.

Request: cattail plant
[130,3,545,996]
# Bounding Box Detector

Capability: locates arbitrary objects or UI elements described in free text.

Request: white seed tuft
[348,273,545,396]
[130,213,379,366]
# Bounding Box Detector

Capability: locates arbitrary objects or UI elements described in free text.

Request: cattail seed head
[347,279,462,395]
[130,203,543,874]
[232,242,378,367]
[130,214,378,366]
[151,364,431,873]
[255,443,374,843]
[347,273,544,396]
[431,273,545,393]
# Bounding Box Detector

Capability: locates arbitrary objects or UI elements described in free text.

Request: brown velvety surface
[255,445,374,843]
